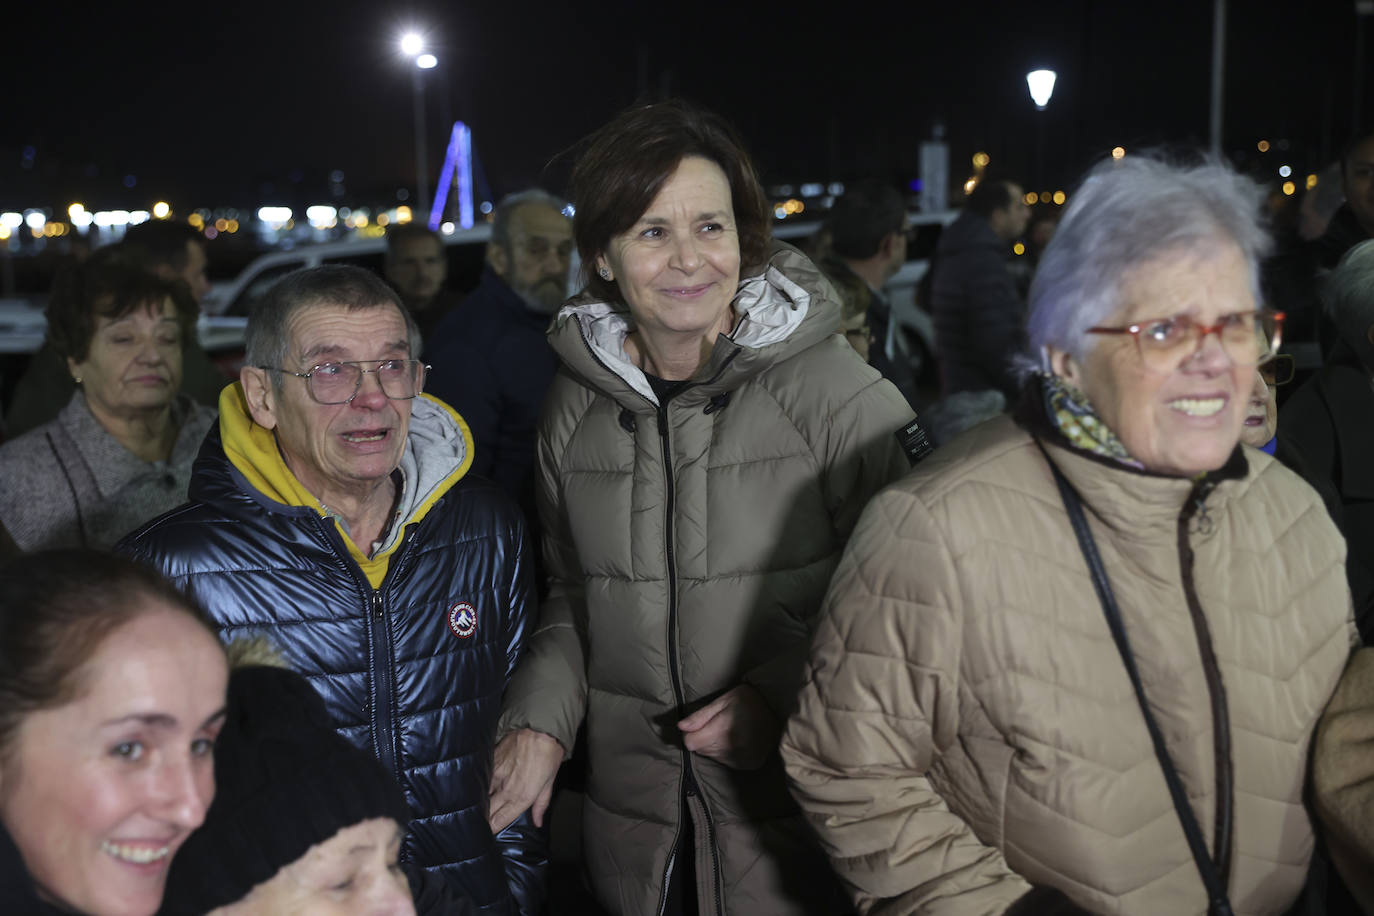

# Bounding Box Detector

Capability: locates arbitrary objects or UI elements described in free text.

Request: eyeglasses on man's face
[1086,310,1284,375]
[261,359,429,405]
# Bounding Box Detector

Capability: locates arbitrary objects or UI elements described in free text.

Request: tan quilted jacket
[782,411,1356,916]
[498,244,916,916]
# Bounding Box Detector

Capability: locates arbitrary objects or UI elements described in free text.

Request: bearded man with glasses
[120,265,547,915]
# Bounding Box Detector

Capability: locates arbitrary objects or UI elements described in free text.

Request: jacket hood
[548,242,841,411]
[205,382,474,586]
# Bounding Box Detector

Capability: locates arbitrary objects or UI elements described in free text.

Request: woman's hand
[488,728,564,833]
[677,684,778,771]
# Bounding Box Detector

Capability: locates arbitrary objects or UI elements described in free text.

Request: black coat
[424,268,560,506]
[1278,345,1374,639]
[0,824,70,915]
[930,210,1026,401]
[121,420,546,915]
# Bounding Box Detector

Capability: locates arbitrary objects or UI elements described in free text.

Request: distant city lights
[1278,165,1292,178]
[1052,191,1067,205]
[400,32,423,56]
[152,201,171,219]
[1013,242,1026,255]
[257,207,292,231]
[416,54,437,69]
[1306,173,1319,190]
[1111,146,1126,160]
[1282,181,1296,196]
[972,152,990,168]
[307,205,338,230]
[1257,140,1271,152]
[1023,191,1038,205]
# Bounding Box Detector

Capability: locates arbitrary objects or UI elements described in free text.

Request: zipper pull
[1191,481,1216,536]
[372,591,384,620]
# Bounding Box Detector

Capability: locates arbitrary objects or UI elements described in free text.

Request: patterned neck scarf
[1040,371,1145,470]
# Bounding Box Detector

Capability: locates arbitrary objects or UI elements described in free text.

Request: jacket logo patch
[447,602,478,639]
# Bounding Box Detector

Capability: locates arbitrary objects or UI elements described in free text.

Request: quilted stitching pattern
[783,416,1353,916]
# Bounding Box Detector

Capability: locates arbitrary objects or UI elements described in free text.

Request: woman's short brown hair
[571,101,772,304]
[0,550,221,760]
[45,256,199,363]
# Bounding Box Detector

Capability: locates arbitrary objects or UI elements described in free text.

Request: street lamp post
[401,33,437,221]
[1026,69,1056,189]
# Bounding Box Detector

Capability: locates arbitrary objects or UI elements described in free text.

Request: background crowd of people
[1,101,1373,916]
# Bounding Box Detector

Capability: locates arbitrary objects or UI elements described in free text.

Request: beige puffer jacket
[781,408,1356,916]
[498,244,916,915]
[1313,646,1374,912]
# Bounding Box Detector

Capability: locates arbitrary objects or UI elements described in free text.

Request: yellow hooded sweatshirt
[217,382,474,587]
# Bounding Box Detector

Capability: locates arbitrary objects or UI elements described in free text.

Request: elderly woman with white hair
[781,154,1357,915]
[1279,239,1374,641]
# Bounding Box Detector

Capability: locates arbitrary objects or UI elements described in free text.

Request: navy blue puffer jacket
[121,392,545,916]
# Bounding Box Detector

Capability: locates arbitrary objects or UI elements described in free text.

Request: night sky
[3,0,1368,212]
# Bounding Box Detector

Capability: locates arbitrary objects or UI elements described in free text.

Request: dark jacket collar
[472,267,548,322]
[0,824,67,914]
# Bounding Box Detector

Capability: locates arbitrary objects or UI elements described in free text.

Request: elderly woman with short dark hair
[782,154,1357,915]
[488,101,915,915]
[0,260,215,555]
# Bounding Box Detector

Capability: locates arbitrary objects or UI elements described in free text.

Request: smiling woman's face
[1053,241,1256,476]
[597,156,742,347]
[0,605,228,916]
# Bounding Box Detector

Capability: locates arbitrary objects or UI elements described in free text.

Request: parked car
[201,223,494,317]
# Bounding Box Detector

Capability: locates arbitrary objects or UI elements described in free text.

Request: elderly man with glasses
[120,265,547,915]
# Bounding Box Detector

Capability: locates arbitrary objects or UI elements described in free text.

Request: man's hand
[489,728,564,833]
[677,684,778,771]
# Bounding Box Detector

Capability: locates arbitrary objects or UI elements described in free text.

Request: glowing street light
[1026,69,1057,110]
[399,31,436,221]
[1026,68,1057,189]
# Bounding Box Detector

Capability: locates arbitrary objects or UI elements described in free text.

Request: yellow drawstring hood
[217,382,474,587]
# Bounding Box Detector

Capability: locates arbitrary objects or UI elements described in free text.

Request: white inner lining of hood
[564,265,811,407]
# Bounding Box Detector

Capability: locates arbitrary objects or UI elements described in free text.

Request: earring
[73,376,83,385]
[598,266,612,281]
